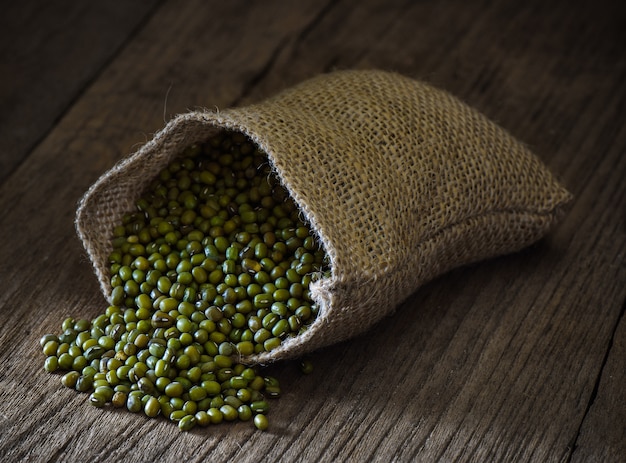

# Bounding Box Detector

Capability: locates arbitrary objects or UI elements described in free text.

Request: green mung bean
[42,130,328,432]
[111,391,127,408]
[42,340,59,357]
[144,396,161,418]
[194,410,210,427]
[75,375,93,393]
[89,392,107,408]
[254,414,269,431]
[44,356,59,373]
[178,414,196,431]
[299,359,314,375]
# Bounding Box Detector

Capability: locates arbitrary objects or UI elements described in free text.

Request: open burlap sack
[76,70,572,364]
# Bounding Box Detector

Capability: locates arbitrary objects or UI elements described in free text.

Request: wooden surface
[1,0,624,461]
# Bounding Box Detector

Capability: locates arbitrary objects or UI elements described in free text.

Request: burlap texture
[76,70,572,364]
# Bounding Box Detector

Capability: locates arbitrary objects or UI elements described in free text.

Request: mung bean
[42,131,328,431]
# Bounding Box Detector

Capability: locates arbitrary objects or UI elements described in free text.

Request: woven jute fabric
[76,70,572,364]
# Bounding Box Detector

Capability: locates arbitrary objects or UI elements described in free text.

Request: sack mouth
[76,112,337,364]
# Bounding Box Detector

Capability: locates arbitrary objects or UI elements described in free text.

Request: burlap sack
[76,70,572,364]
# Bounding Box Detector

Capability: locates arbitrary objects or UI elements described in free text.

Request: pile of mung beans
[41,131,327,431]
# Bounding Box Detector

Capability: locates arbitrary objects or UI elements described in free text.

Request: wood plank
[0,0,160,183]
[0,0,624,462]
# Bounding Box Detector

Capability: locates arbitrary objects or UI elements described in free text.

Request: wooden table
[1,1,624,461]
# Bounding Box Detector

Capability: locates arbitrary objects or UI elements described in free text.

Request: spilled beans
[41,131,327,431]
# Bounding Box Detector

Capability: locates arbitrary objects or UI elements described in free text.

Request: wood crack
[565,296,626,463]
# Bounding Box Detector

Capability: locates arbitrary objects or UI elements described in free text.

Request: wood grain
[0,0,624,462]
[0,0,160,184]
[572,300,626,462]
